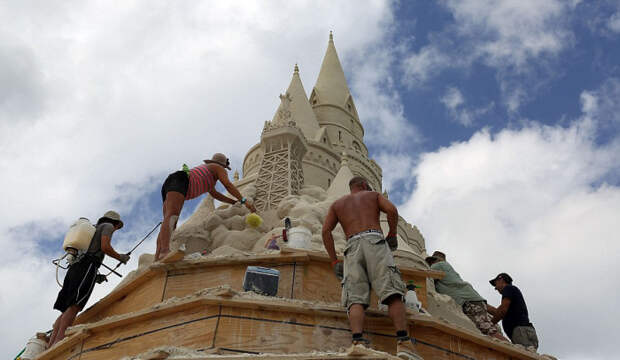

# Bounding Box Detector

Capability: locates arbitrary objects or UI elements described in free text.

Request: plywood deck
[42,288,545,360]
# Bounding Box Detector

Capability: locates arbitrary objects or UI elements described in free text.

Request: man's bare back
[331,191,385,238]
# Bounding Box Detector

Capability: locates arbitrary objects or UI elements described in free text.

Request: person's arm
[377,193,398,237]
[209,188,236,204]
[321,204,339,263]
[99,225,125,262]
[214,166,257,212]
[486,303,498,315]
[490,297,511,324]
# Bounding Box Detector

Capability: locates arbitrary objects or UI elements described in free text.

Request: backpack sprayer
[52,219,162,286]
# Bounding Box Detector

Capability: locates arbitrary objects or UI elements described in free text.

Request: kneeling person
[322,176,422,360]
[49,211,130,347]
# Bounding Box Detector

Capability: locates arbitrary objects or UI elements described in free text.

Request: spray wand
[100,221,162,279]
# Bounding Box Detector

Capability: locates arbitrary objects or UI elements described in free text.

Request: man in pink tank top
[155,153,256,260]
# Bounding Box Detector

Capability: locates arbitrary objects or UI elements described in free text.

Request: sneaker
[396,337,424,360]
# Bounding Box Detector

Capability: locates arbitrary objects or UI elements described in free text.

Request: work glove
[386,234,398,251]
[118,253,130,264]
[332,260,344,280]
[95,274,108,284]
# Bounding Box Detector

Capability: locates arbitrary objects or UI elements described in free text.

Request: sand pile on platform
[120,344,401,359]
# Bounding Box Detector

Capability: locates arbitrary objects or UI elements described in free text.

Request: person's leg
[156,191,184,260]
[50,305,80,346]
[47,314,62,347]
[348,304,366,335]
[386,294,408,332]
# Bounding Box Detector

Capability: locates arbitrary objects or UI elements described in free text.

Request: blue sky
[1,1,619,359]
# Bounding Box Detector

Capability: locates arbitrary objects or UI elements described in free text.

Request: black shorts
[161,170,189,201]
[54,256,100,312]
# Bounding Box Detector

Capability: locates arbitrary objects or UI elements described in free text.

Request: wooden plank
[161,250,186,263]
[214,305,352,354]
[164,264,248,300]
[300,261,342,304]
[79,304,219,360]
[82,270,168,324]
[164,263,297,300]
[75,267,166,325]
[163,253,310,271]
[37,329,89,360]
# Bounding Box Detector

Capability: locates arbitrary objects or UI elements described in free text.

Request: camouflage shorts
[462,301,500,336]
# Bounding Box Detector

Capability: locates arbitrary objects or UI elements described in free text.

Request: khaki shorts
[341,232,406,309]
[512,326,539,350]
[462,301,500,336]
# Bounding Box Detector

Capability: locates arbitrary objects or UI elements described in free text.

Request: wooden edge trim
[162,253,311,271]
[74,266,166,324]
[37,329,90,360]
[283,247,445,279]
[161,250,186,263]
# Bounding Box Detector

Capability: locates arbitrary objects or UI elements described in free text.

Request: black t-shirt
[501,285,531,339]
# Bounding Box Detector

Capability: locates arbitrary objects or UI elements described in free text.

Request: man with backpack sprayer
[48,211,130,347]
[155,153,256,260]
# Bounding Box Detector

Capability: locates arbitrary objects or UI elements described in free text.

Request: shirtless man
[156,153,256,260]
[322,176,422,360]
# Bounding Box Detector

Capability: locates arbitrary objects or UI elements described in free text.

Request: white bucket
[21,336,47,359]
[287,226,312,250]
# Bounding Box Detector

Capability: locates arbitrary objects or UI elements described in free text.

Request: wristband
[240,197,247,204]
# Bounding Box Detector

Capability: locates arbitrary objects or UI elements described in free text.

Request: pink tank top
[185,164,216,200]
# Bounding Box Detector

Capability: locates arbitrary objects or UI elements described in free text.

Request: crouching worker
[425,251,507,341]
[49,211,130,347]
[155,153,257,260]
[322,176,422,360]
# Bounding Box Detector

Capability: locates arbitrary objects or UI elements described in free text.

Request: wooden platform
[37,250,546,360]
[74,249,442,326]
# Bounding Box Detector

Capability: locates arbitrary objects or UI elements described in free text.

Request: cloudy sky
[1,1,619,359]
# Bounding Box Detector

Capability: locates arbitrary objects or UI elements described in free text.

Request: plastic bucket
[287,226,312,250]
[20,337,47,359]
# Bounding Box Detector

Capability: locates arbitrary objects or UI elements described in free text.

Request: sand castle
[35,34,555,360]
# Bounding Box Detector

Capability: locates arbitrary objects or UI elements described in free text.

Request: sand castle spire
[271,64,320,139]
[310,32,352,109]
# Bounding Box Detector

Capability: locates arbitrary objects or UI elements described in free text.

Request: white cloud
[440,86,494,126]
[400,94,620,357]
[0,1,404,357]
[402,0,574,112]
[607,11,620,33]
[440,87,464,109]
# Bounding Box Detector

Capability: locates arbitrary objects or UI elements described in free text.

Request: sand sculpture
[34,33,555,360]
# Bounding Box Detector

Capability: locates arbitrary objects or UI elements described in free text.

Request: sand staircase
[36,248,549,360]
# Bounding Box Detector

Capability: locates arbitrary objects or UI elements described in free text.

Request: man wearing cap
[322,176,422,360]
[155,153,257,260]
[48,211,130,347]
[425,252,506,340]
[487,273,539,350]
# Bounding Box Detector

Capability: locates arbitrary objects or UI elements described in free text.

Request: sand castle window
[338,131,342,142]
[328,178,331,186]
[323,137,327,143]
